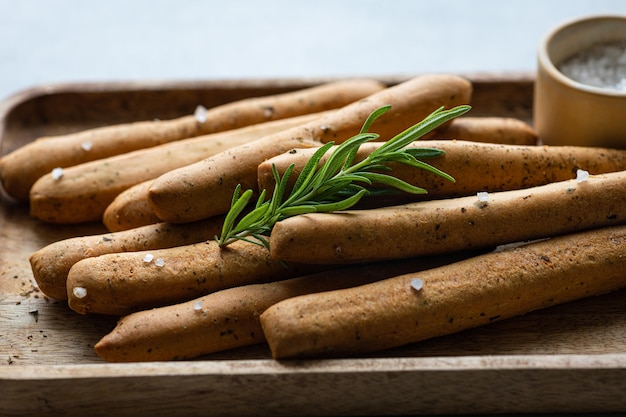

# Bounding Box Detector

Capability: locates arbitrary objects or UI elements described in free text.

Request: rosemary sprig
[216,104,471,248]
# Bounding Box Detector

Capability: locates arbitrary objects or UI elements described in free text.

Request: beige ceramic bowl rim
[538,14,626,98]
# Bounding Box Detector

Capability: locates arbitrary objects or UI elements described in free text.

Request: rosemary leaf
[359,172,428,194]
[404,148,446,158]
[290,143,333,198]
[360,105,392,133]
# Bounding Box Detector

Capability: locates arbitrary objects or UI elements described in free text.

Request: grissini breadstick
[28,112,330,224]
[148,74,473,223]
[269,170,626,264]
[94,252,479,362]
[102,180,161,232]
[29,215,226,300]
[148,134,323,223]
[261,224,626,359]
[429,116,538,145]
[0,79,383,201]
[102,112,332,232]
[66,238,324,316]
[257,140,626,201]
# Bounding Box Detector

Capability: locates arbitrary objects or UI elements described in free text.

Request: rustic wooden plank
[2,355,625,416]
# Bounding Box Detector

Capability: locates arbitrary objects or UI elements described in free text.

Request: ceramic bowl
[534,14,626,148]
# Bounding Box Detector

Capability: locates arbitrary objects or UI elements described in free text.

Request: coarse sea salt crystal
[72,287,87,299]
[81,141,93,151]
[410,278,424,292]
[576,169,590,182]
[494,237,551,252]
[576,169,590,183]
[194,105,208,123]
[193,300,203,311]
[51,167,64,180]
[154,258,165,267]
[143,253,154,263]
[558,41,626,91]
[477,191,489,202]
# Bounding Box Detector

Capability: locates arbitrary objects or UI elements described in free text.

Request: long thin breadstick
[0,79,384,201]
[28,112,328,224]
[269,170,626,264]
[261,224,626,359]
[257,140,626,202]
[148,74,473,223]
[103,180,161,232]
[66,239,324,316]
[429,116,538,145]
[94,252,478,362]
[149,134,323,223]
[29,215,226,300]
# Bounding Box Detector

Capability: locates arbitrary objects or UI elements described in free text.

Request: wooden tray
[1,74,625,417]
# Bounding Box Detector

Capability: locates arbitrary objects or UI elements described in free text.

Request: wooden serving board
[1,74,625,417]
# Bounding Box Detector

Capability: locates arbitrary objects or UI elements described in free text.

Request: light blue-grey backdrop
[1,0,625,101]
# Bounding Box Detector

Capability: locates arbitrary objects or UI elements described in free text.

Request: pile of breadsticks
[2,74,626,362]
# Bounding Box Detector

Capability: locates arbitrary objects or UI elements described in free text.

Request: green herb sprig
[216,104,471,248]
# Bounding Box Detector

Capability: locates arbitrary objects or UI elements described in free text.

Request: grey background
[1,0,625,101]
